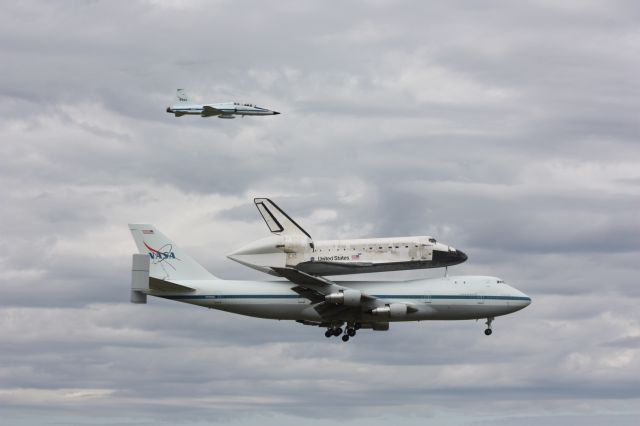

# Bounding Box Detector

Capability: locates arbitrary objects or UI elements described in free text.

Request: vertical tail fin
[176,88,190,103]
[253,198,313,240]
[128,224,216,281]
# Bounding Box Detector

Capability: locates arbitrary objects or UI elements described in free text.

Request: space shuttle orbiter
[227,198,467,277]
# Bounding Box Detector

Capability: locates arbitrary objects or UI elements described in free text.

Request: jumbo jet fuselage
[138,275,530,324]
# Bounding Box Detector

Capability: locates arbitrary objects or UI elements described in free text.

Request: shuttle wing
[272,267,339,294]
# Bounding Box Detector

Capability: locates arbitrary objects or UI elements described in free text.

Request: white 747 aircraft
[166,89,280,119]
[129,224,531,341]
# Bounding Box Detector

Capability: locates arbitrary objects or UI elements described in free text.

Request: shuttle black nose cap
[166,107,171,113]
[273,111,280,115]
[432,248,468,266]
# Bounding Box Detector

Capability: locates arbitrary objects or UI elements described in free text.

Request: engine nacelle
[370,303,408,318]
[324,289,362,307]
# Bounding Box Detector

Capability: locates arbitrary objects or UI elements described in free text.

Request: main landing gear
[325,327,342,338]
[484,317,494,336]
[325,323,360,342]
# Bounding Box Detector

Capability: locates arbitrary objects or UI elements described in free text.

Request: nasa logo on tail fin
[144,241,178,264]
[128,224,217,281]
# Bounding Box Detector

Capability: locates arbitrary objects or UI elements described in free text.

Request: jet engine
[325,289,362,307]
[370,303,408,318]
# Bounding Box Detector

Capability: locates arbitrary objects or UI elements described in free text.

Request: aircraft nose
[166,107,171,113]
[512,288,532,309]
[272,111,280,115]
[432,248,468,266]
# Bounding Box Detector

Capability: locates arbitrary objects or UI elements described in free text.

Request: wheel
[354,323,361,330]
[333,327,343,336]
[341,334,349,342]
[325,329,333,338]
[347,328,356,337]
[484,328,492,336]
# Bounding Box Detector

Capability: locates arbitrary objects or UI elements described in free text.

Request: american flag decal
[351,254,360,261]
[142,230,154,234]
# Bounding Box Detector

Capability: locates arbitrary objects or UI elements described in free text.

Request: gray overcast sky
[1,1,639,425]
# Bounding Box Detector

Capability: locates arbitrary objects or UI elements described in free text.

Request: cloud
[1,0,639,425]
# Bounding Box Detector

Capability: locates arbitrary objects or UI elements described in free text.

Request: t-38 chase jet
[166,89,280,119]
[227,198,468,277]
[129,224,531,341]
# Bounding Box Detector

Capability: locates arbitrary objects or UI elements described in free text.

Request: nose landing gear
[484,317,494,336]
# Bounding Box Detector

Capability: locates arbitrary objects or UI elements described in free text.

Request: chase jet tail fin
[254,198,313,240]
[128,224,217,281]
[175,88,190,103]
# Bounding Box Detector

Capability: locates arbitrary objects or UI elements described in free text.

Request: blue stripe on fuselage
[157,294,531,301]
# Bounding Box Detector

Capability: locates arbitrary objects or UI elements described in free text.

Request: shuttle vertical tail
[253,198,313,240]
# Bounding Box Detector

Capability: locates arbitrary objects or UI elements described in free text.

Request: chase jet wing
[254,198,313,241]
[201,105,223,117]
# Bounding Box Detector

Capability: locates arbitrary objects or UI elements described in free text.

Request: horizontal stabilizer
[149,277,196,292]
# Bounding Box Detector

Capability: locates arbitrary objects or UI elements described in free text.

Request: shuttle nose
[272,111,280,115]
[166,107,172,113]
[432,248,468,266]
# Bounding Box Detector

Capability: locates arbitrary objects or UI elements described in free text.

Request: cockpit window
[428,238,437,243]
[497,280,505,284]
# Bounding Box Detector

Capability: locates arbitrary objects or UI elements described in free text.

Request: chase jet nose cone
[273,111,280,115]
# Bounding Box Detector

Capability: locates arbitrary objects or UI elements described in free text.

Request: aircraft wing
[201,105,223,117]
[272,267,419,322]
[272,267,378,307]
